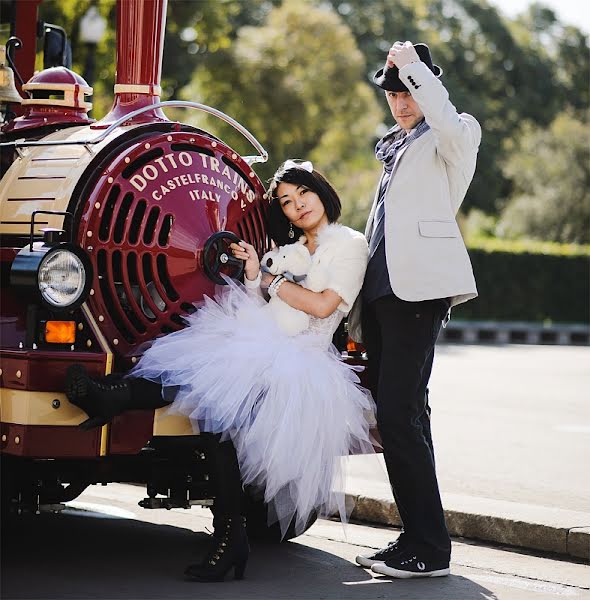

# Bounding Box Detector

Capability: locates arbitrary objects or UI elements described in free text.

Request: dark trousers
[129,378,244,518]
[361,293,451,556]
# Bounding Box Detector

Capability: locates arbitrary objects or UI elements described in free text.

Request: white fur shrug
[301,223,368,315]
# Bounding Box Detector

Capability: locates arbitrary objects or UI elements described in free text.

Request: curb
[347,493,590,561]
[438,320,590,346]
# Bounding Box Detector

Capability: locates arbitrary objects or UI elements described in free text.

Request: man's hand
[386,40,420,70]
[386,41,404,68]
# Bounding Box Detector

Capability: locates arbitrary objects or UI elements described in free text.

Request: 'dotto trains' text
[128,151,256,204]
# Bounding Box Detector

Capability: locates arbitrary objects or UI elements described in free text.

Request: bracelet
[244,270,262,289]
[268,275,285,298]
[273,277,287,297]
[268,275,283,298]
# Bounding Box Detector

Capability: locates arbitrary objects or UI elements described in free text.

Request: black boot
[185,516,249,582]
[64,365,169,430]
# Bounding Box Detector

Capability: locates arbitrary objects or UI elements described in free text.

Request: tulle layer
[130,280,375,537]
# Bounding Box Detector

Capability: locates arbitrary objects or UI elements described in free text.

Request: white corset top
[300,309,345,349]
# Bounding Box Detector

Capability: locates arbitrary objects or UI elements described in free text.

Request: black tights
[128,377,245,518]
[208,434,246,518]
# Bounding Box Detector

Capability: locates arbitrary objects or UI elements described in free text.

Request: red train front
[0,0,309,538]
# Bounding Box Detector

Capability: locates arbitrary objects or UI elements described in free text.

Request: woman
[65,160,374,582]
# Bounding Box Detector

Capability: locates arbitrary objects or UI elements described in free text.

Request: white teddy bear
[261,242,312,336]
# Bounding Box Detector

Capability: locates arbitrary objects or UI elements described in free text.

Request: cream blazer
[348,61,481,342]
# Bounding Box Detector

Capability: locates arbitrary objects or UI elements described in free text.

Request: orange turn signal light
[346,339,364,354]
[45,321,76,344]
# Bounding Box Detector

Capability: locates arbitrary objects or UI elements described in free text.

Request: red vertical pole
[96,0,169,127]
[12,0,42,94]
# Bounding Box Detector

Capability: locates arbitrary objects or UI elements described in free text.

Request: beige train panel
[19,162,78,178]
[29,157,86,167]
[0,124,144,236]
[1,391,199,433]
[1,206,67,235]
[28,140,89,161]
[152,408,198,436]
[1,198,63,235]
[0,388,86,426]
[7,177,67,200]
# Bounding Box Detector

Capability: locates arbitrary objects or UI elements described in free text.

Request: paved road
[346,343,590,513]
[2,483,589,600]
[433,343,590,512]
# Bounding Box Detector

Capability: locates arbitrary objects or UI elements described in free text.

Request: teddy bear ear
[261,248,278,263]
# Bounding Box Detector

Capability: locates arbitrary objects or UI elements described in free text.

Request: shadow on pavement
[1,509,497,599]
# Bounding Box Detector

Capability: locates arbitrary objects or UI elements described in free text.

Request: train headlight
[10,233,92,311]
[38,249,87,308]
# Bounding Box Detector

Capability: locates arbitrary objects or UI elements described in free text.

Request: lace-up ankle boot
[185,516,249,582]
[65,365,132,429]
[65,365,171,429]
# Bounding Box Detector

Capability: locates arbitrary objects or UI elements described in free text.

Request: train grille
[78,131,269,358]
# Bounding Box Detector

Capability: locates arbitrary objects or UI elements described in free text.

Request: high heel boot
[184,516,249,582]
[64,364,169,429]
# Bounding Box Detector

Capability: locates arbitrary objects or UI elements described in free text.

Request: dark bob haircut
[267,162,342,247]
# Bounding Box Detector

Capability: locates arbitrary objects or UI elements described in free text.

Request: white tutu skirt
[130,279,375,536]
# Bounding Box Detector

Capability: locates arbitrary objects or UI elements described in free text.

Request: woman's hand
[230,241,260,281]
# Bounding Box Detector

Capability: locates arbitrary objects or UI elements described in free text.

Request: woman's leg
[210,436,246,518]
[64,365,170,429]
[184,435,250,582]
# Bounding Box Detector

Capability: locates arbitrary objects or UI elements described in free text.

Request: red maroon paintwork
[0,351,107,391]
[78,129,269,360]
[96,0,168,127]
[3,67,93,133]
[24,66,89,89]
[11,0,42,107]
[0,248,19,261]
[0,0,272,464]
[1,422,101,458]
[108,411,155,455]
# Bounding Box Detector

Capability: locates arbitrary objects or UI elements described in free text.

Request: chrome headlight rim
[36,244,93,311]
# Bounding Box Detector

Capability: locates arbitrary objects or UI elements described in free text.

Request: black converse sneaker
[355,536,407,568]
[371,547,450,578]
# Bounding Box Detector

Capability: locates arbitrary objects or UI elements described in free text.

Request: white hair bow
[281,159,313,173]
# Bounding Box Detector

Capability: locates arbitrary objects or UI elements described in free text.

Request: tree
[180,0,383,226]
[497,114,590,244]
[37,0,275,117]
[323,0,589,218]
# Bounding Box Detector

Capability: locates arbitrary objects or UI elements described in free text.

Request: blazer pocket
[418,220,459,238]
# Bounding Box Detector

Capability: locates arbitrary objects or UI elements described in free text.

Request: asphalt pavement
[3,485,589,599]
[343,343,590,559]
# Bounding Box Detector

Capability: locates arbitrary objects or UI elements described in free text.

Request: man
[350,41,481,578]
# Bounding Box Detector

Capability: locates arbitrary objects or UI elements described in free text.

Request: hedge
[452,239,590,324]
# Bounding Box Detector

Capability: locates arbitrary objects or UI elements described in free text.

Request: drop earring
[288,222,295,239]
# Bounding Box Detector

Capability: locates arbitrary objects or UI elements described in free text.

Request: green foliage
[454,247,590,323]
[38,0,275,117]
[23,0,590,246]
[497,114,590,244]
[466,236,590,257]
[38,0,116,117]
[324,0,584,217]
[179,0,383,220]
[162,0,280,100]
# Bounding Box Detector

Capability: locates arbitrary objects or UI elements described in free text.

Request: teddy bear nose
[266,258,273,267]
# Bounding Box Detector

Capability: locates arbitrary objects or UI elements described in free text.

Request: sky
[488,0,590,33]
